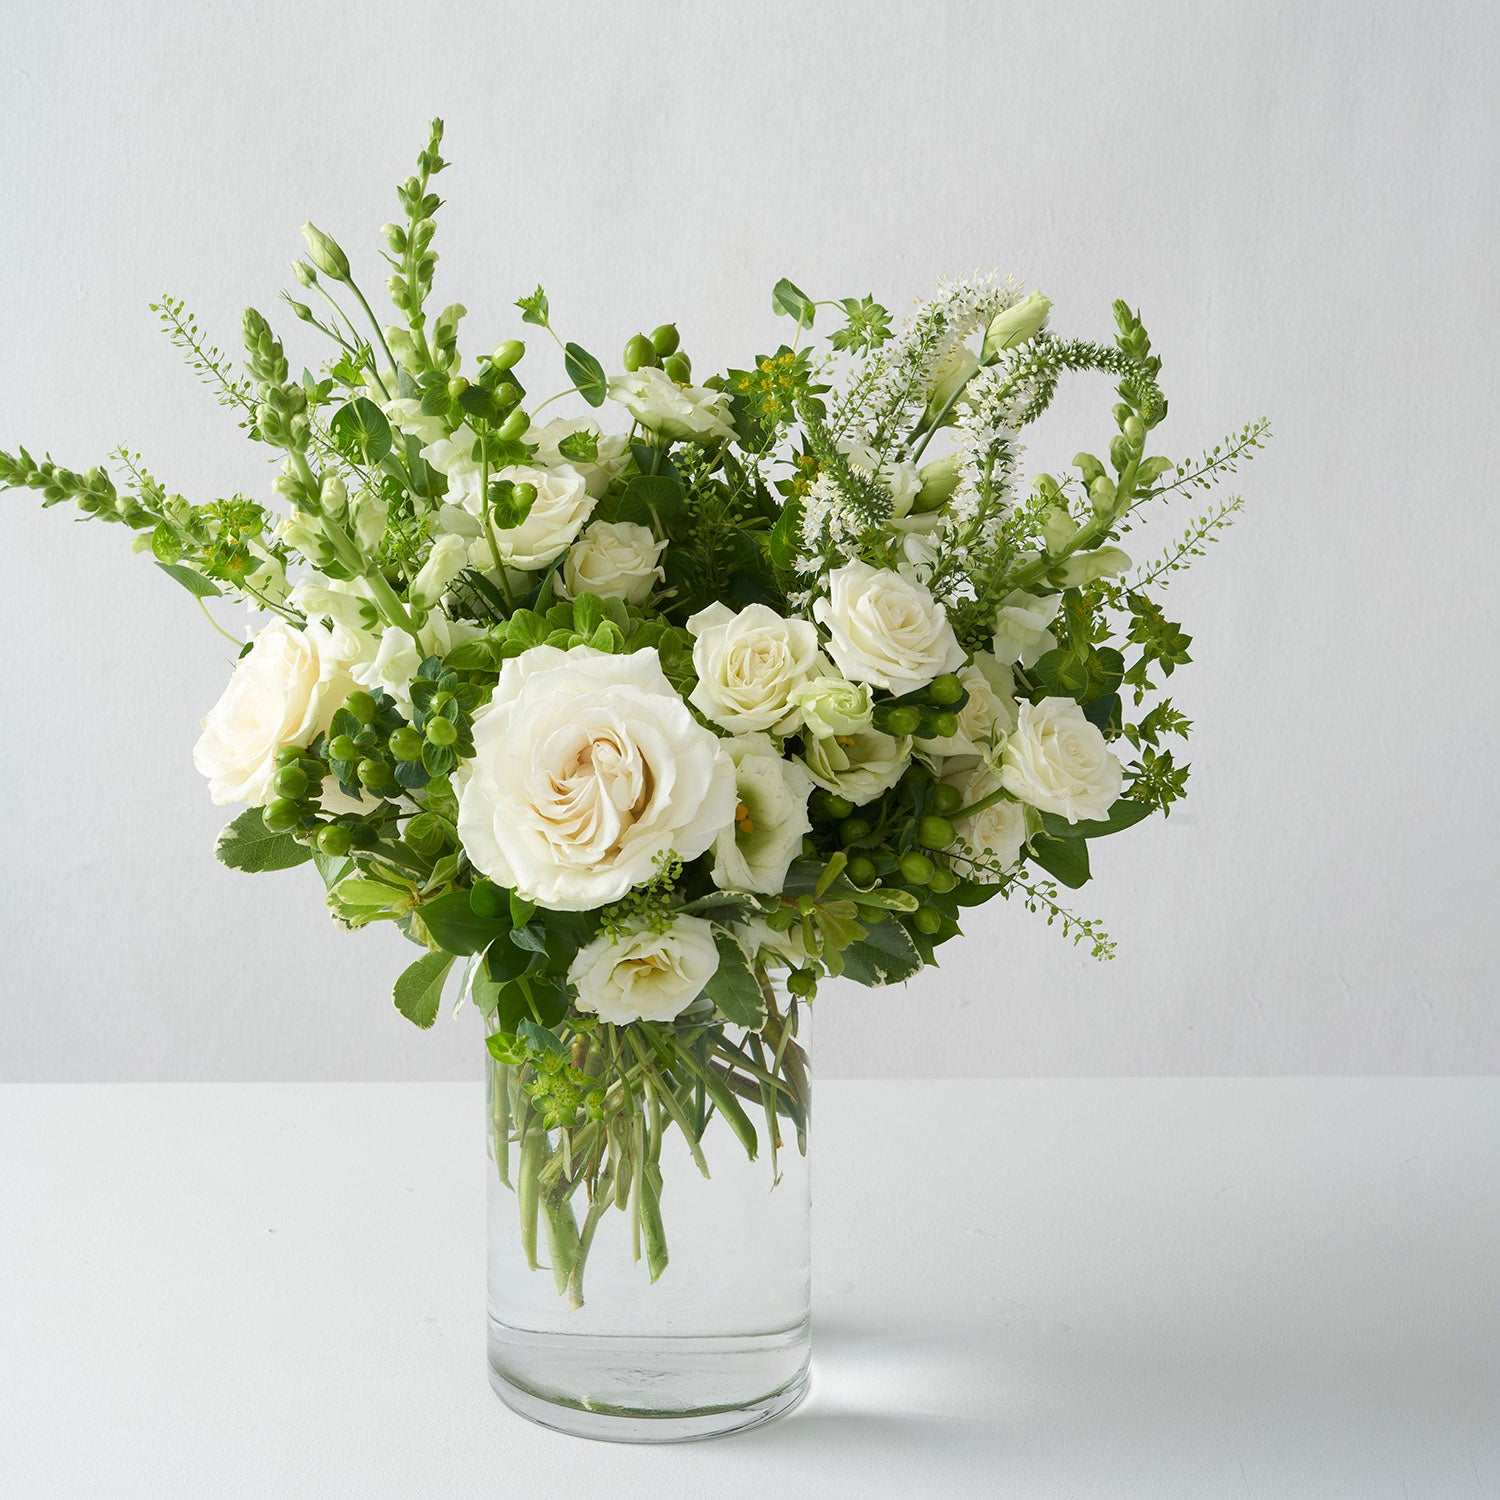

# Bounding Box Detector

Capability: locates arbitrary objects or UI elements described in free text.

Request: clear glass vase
[479,978,812,1442]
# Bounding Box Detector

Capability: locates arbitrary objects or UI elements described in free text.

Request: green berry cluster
[871,669,966,739]
[622,323,693,385]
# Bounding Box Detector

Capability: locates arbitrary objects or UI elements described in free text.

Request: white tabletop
[2,1080,1496,1498]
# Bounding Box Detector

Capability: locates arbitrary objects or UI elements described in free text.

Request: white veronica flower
[711,734,816,895]
[568,917,720,1024]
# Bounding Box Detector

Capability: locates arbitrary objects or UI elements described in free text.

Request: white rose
[567,916,720,1024]
[609,366,736,445]
[838,437,922,519]
[560,521,666,605]
[785,675,873,739]
[992,590,1061,668]
[526,418,631,499]
[943,762,1027,881]
[915,652,1018,762]
[192,618,354,806]
[813,559,966,696]
[410,532,470,608]
[457,646,736,910]
[688,602,823,735]
[712,734,816,895]
[999,697,1123,823]
[483,463,595,571]
[800,727,911,805]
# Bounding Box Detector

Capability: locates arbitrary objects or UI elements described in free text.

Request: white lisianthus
[926,345,981,421]
[567,916,720,1025]
[736,915,809,971]
[484,463,595,570]
[991,590,1062,668]
[800,727,911,805]
[560,521,666,605]
[351,610,484,706]
[813,559,965,696]
[981,290,1052,362]
[838,437,922,519]
[1000,696,1123,823]
[192,618,355,806]
[609,366,736,445]
[526,418,630,498]
[943,762,1027,880]
[410,532,470,608]
[916,652,1018,763]
[785,675,873,739]
[712,734,816,894]
[457,646,736,910]
[687,602,823,735]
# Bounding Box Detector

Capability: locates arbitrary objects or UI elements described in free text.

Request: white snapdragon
[687,603,823,735]
[813,559,965,696]
[568,917,720,1024]
[711,734,816,895]
[410,532,469,608]
[999,697,1122,823]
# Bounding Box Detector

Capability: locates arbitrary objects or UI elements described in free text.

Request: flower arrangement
[3,121,1264,1304]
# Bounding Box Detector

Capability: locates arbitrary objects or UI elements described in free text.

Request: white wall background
[2,0,1496,1082]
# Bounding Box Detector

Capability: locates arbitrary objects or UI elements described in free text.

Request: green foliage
[770,277,815,326]
[393,950,454,1028]
[214,807,313,874]
[563,342,608,407]
[829,296,893,354]
[328,398,393,466]
[515,285,549,327]
[703,932,767,1029]
[839,920,923,987]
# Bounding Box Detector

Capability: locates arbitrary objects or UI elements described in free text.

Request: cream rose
[785,675,873,739]
[711,734,816,894]
[915,652,1018,763]
[526,418,630,498]
[943,762,1027,880]
[687,603,823,735]
[560,521,666,605]
[813,559,966,696]
[482,463,595,571]
[609,366,736,445]
[192,618,354,806]
[567,916,720,1024]
[799,726,911,805]
[999,696,1123,823]
[457,646,736,910]
[991,590,1061,668]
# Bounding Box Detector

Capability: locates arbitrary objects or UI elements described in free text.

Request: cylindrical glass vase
[480,986,811,1442]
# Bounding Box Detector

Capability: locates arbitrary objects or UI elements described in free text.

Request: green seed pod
[928,673,964,706]
[931,711,959,739]
[649,323,680,357]
[273,764,309,801]
[821,794,855,821]
[928,865,958,895]
[447,376,469,400]
[388,727,424,761]
[329,734,359,763]
[787,968,818,999]
[899,851,935,885]
[913,907,943,936]
[425,716,458,748]
[345,690,377,725]
[623,333,658,372]
[846,855,878,886]
[497,407,529,441]
[918,815,956,849]
[356,758,388,790]
[932,783,964,817]
[490,339,525,371]
[275,745,303,769]
[263,799,301,834]
[317,824,354,857]
[662,353,692,384]
[839,816,872,845]
[885,705,922,736]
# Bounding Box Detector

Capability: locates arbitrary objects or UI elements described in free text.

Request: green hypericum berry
[263,799,300,834]
[932,783,964,816]
[885,706,922,736]
[918,815,956,849]
[787,968,818,998]
[929,673,964,706]
[357,758,387,789]
[929,866,958,894]
[275,745,303,769]
[649,323,680,357]
[846,855,878,886]
[821,793,855,821]
[273,764,309,801]
[329,734,359,763]
[839,816,871,844]
[511,481,537,507]
[346,690,377,724]
[623,333,658,372]
[913,907,943,935]
[425,716,458,747]
[899,851,935,885]
[317,824,354,857]
[931,711,959,738]
[662,353,692,384]
[388,727,424,761]
[490,339,525,371]
[497,407,529,440]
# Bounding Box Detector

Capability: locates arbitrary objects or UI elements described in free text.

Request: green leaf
[1028,833,1091,888]
[214,807,313,873]
[155,562,222,599]
[329,397,393,466]
[704,931,767,1030]
[615,472,686,527]
[394,950,454,1029]
[418,890,508,955]
[563,342,608,408]
[840,921,923,987]
[518,1016,568,1060]
[1039,799,1155,841]
[771,277,816,327]
[516,285,550,327]
[557,429,598,463]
